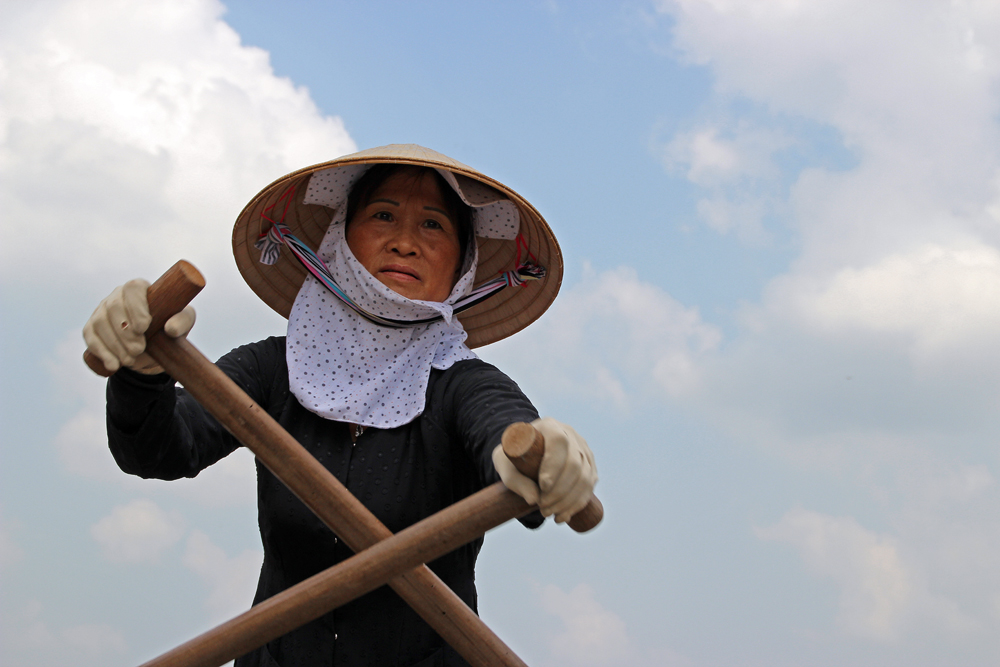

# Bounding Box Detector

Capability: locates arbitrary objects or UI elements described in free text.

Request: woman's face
[346,168,463,302]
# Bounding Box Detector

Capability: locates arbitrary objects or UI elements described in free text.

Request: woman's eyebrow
[369,198,449,218]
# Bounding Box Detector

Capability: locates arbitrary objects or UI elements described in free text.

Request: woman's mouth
[379,265,420,282]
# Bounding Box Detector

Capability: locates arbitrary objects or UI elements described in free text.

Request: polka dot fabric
[304,164,365,211]
[286,207,478,429]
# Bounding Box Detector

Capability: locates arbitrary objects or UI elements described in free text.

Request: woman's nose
[387,222,419,255]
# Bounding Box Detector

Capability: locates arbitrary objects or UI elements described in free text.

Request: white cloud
[0,0,355,276]
[896,461,993,508]
[54,408,121,480]
[0,0,354,353]
[663,121,789,186]
[8,600,56,656]
[492,8,1000,655]
[694,195,767,238]
[540,583,632,666]
[57,397,258,506]
[14,0,357,534]
[659,122,792,240]
[0,509,23,570]
[91,498,186,563]
[662,0,1000,155]
[757,508,979,642]
[481,264,721,410]
[182,529,262,624]
[45,330,124,481]
[62,623,129,656]
[659,0,1000,257]
[654,0,1000,468]
[47,328,259,506]
[665,127,738,184]
[536,583,689,667]
[165,447,258,508]
[768,242,1000,360]
[0,600,128,667]
[757,508,914,640]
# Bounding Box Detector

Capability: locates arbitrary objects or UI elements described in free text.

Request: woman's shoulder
[425,357,539,456]
[434,357,508,381]
[221,335,287,359]
[429,357,528,401]
[216,336,289,386]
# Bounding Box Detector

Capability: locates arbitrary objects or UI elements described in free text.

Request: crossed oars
[84,261,604,667]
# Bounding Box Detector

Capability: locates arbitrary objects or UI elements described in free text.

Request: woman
[84,144,597,666]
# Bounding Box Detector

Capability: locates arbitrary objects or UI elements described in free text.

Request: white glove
[82,279,195,375]
[492,417,598,524]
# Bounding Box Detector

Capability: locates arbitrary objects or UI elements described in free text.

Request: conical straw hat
[232,144,562,348]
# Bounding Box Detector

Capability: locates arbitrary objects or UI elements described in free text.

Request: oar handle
[83,260,206,377]
[84,260,527,667]
[500,422,604,533]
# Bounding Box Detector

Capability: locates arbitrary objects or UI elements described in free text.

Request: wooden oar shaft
[86,262,527,667]
[139,483,533,667]
[137,421,606,667]
[144,334,527,667]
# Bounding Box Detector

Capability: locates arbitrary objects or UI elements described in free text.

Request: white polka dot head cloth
[283,218,480,428]
[233,144,563,348]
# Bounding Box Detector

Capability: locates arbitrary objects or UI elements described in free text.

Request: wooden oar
[84,261,528,667]
[500,422,603,534]
[134,422,603,667]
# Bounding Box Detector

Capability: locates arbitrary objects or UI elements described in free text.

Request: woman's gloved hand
[492,417,598,524]
[82,279,196,375]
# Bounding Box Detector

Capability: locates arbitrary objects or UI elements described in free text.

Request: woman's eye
[424,219,443,230]
[374,211,393,221]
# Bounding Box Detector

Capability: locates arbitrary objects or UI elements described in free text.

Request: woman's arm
[435,359,598,525]
[436,359,541,487]
[106,337,286,480]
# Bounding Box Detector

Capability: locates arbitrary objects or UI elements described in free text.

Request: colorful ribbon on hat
[254,186,545,328]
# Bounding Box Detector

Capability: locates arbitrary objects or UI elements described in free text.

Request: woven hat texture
[232,144,562,348]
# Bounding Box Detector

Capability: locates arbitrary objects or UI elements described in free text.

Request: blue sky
[4,1,1000,665]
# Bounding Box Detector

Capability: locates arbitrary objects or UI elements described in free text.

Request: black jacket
[107,336,541,667]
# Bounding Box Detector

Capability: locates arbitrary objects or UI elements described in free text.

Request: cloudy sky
[4,0,1000,665]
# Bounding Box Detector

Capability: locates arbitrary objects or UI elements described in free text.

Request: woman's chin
[377,277,428,301]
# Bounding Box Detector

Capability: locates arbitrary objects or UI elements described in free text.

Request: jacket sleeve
[432,359,545,527]
[106,337,284,480]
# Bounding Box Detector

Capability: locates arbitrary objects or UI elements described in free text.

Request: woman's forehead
[368,168,450,207]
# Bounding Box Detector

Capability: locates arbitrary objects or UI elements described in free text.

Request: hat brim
[232,144,562,348]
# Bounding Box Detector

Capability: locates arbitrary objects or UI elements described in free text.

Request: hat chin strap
[256,221,546,328]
